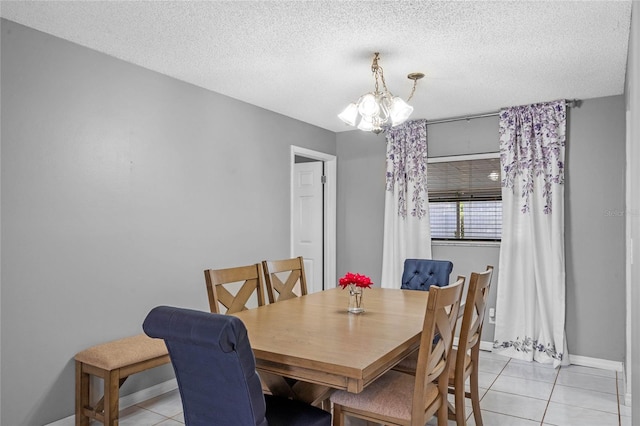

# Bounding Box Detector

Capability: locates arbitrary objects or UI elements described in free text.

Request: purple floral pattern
[493,337,563,361]
[385,120,428,219]
[499,100,566,214]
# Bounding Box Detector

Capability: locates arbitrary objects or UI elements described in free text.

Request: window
[428,155,502,241]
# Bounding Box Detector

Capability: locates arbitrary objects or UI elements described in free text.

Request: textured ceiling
[0,1,633,132]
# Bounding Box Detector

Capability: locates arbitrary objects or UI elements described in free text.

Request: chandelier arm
[378,65,389,93]
[374,69,380,93]
[406,78,418,102]
[372,52,381,93]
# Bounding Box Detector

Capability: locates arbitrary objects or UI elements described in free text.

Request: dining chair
[143,306,331,426]
[447,265,494,425]
[262,256,309,303]
[401,259,453,291]
[204,263,287,396]
[394,266,494,425]
[203,263,265,314]
[330,277,465,426]
[262,256,333,409]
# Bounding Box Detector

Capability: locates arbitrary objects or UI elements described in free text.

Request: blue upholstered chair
[143,306,331,426]
[401,259,454,290]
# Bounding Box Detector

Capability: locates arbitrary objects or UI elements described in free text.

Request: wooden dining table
[231,287,429,394]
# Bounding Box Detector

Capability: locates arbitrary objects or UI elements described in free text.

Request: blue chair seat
[143,306,330,426]
[401,259,453,290]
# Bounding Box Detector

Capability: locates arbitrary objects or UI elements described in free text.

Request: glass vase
[348,285,364,314]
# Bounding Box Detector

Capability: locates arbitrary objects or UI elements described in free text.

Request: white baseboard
[568,354,624,372]
[46,379,178,426]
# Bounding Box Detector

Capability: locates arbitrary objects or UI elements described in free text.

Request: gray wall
[336,130,387,280]
[0,20,336,426]
[337,95,626,362]
[565,95,626,361]
[626,0,639,418]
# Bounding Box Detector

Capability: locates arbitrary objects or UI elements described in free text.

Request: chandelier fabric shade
[338,52,423,134]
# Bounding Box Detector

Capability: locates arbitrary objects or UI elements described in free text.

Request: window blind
[428,157,502,240]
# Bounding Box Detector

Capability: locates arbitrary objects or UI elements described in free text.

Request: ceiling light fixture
[338,52,424,134]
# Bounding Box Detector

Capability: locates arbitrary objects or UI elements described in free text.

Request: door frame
[290,146,337,290]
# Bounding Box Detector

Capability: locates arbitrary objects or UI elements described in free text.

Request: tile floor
[113,350,629,426]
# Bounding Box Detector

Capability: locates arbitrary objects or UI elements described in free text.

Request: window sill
[431,240,501,248]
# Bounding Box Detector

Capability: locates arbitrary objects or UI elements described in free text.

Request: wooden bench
[75,334,170,426]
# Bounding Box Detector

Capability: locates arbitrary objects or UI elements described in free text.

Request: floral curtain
[493,99,567,367]
[381,119,432,288]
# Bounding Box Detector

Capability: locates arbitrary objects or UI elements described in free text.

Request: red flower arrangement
[338,272,373,289]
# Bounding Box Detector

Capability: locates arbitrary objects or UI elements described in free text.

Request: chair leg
[469,367,483,426]
[438,386,449,426]
[454,381,466,425]
[75,361,89,426]
[332,403,344,426]
[103,369,120,426]
[437,402,448,425]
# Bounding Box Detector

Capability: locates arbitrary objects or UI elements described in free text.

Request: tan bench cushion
[75,334,168,371]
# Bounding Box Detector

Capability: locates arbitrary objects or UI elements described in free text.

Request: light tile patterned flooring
[114,350,629,426]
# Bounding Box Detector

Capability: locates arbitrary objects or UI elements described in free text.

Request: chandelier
[338,52,424,134]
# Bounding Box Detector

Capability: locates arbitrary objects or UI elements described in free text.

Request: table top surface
[232,287,429,393]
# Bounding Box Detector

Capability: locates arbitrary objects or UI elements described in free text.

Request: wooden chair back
[412,276,464,425]
[262,256,308,304]
[448,265,493,425]
[457,266,494,365]
[204,264,266,314]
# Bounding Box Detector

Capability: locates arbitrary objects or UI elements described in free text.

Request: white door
[293,161,323,294]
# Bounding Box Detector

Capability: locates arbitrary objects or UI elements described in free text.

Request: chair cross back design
[449,265,494,426]
[262,256,308,304]
[142,306,331,426]
[204,263,265,314]
[416,278,464,405]
[330,277,465,426]
[261,256,334,409]
[392,266,494,425]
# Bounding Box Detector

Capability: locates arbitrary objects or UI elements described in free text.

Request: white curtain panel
[494,100,567,367]
[381,120,432,289]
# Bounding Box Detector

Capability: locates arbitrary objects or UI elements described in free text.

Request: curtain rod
[426,99,580,125]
